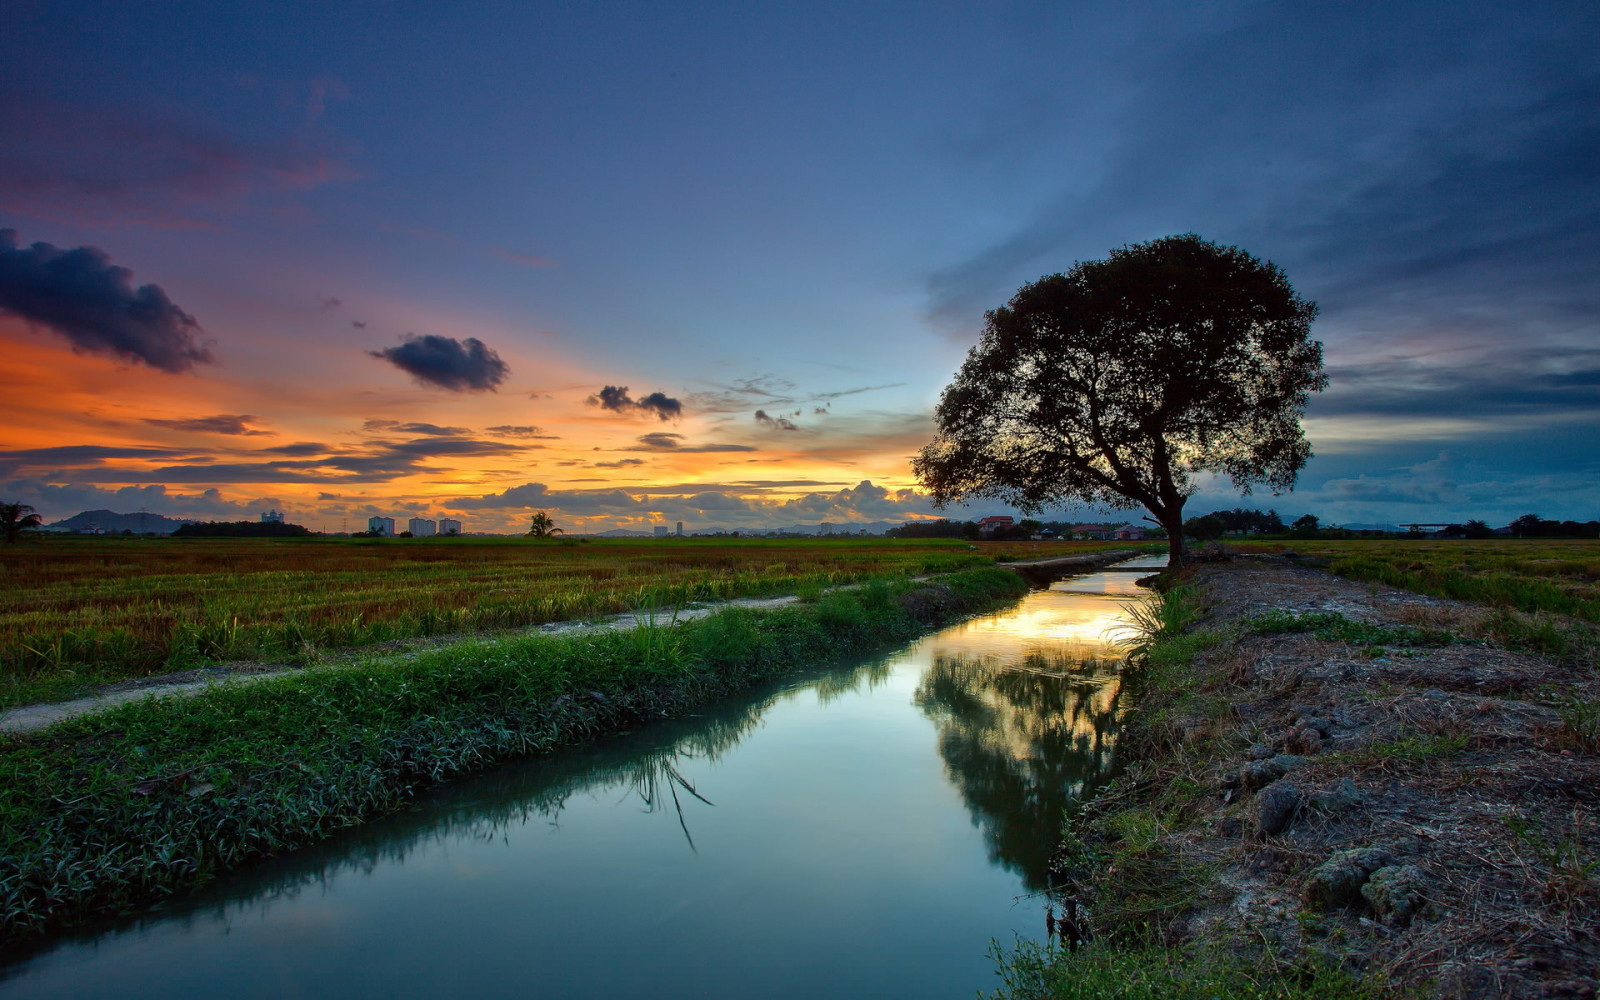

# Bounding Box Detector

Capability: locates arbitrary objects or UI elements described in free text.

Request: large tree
[914,234,1326,564]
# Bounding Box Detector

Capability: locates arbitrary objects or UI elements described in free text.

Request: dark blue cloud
[587,384,683,420]
[0,230,213,372]
[143,414,266,435]
[369,334,508,392]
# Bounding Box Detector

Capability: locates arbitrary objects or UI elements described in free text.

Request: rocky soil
[1084,555,1599,999]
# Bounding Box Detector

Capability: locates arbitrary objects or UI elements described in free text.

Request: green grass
[0,567,1028,940]
[988,940,1414,1000]
[1243,609,1456,648]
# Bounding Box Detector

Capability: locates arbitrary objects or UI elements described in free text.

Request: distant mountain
[48,509,199,534]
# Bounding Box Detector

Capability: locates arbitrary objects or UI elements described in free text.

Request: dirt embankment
[1073,555,1599,999]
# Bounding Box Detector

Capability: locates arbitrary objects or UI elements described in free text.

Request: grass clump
[0,567,1028,940]
[988,940,1412,1000]
[1244,610,1454,648]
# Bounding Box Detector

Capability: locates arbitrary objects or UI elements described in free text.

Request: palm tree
[527,511,563,538]
[1,501,43,544]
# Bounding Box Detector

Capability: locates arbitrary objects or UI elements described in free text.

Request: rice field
[0,535,1128,706]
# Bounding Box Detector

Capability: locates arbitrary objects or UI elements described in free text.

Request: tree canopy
[527,512,563,538]
[914,234,1326,562]
[1,501,43,544]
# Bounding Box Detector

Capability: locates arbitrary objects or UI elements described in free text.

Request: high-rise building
[653,525,670,537]
[408,518,437,537]
[676,521,684,536]
[367,516,395,536]
[439,518,462,535]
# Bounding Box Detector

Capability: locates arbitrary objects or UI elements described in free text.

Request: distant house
[1072,523,1112,540]
[1112,524,1146,541]
[977,515,1015,538]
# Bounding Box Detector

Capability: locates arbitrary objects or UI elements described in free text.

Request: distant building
[654,525,671,537]
[977,515,1014,538]
[261,509,285,523]
[367,516,396,537]
[439,518,462,536]
[408,517,437,537]
[676,521,684,537]
[1112,524,1146,541]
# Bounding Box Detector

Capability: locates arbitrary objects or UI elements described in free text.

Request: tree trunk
[1162,512,1188,566]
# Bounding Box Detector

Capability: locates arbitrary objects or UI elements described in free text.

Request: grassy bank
[991,552,1600,998]
[988,583,1419,999]
[0,567,1028,942]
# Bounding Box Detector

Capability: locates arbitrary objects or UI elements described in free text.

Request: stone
[1299,716,1334,738]
[1310,777,1363,814]
[1362,864,1427,924]
[1284,725,1323,754]
[1303,847,1394,906]
[1242,754,1308,790]
[1253,780,1303,835]
[1247,742,1275,760]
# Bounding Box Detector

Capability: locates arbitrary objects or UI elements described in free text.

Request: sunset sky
[2,1,1595,533]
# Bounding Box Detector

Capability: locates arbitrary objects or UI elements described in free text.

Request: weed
[1504,808,1598,907]
[1244,609,1454,648]
[987,939,1412,1000]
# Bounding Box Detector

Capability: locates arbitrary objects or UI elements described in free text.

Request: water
[0,556,1165,999]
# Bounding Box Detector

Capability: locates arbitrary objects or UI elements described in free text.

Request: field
[0,535,1131,707]
[1235,539,1600,622]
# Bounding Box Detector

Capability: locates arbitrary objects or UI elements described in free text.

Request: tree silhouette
[1,501,43,544]
[915,234,1326,563]
[527,511,563,538]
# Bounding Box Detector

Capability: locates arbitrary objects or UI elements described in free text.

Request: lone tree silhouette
[1,501,43,544]
[915,234,1326,564]
[527,511,563,538]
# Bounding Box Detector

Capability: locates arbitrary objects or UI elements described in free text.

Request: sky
[1,0,1595,534]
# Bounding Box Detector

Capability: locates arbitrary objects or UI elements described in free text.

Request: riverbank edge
[990,555,1600,1000]
[0,567,1029,943]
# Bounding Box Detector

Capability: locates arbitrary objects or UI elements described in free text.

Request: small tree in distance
[1,501,43,544]
[527,511,563,538]
[914,234,1327,564]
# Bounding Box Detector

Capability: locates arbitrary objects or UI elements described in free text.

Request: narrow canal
[0,555,1166,999]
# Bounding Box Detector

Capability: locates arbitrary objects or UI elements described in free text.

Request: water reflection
[914,651,1124,891]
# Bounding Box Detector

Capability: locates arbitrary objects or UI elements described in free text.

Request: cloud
[485,424,557,439]
[0,230,214,372]
[369,334,509,392]
[922,4,1600,390]
[587,385,683,421]
[445,478,946,528]
[594,458,647,469]
[629,433,755,453]
[144,414,267,435]
[362,419,472,436]
[0,480,275,522]
[320,296,342,311]
[0,85,354,229]
[754,409,800,431]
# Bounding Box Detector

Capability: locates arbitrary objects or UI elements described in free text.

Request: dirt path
[0,595,803,734]
[1082,554,1599,998]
